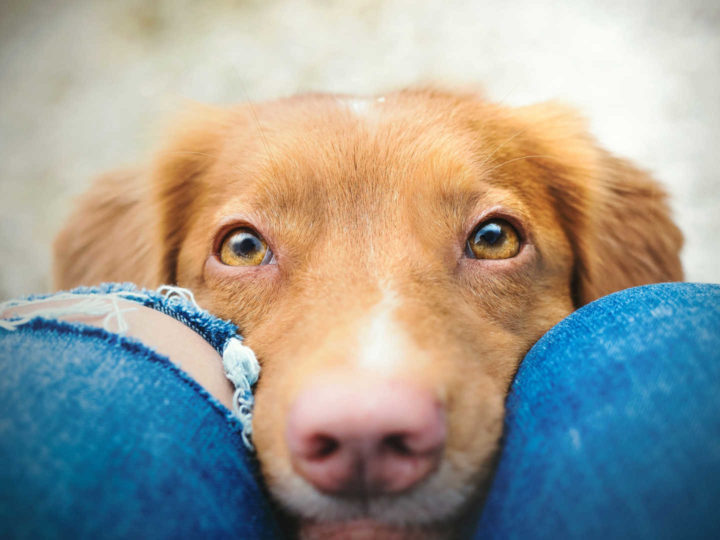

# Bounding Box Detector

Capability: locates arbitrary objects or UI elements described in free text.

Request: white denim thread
[0,293,137,333]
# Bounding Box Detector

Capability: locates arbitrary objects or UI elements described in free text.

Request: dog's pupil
[233,235,261,257]
[475,222,503,246]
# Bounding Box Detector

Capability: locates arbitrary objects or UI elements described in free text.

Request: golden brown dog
[55,89,683,538]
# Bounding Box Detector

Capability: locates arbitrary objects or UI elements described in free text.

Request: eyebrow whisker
[483,154,553,174]
[477,128,527,170]
[238,81,280,177]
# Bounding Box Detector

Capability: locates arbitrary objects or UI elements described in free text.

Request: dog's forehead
[215,94,506,211]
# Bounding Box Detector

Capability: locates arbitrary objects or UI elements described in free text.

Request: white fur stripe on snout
[356,288,412,375]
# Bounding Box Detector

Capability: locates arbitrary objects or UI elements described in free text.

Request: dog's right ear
[508,102,683,307]
[53,104,231,290]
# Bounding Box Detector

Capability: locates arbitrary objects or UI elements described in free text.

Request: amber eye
[467,219,521,260]
[218,228,272,266]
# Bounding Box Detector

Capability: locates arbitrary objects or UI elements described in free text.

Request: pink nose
[286,376,446,496]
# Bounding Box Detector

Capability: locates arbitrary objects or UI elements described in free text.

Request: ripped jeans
[1,283,719,539]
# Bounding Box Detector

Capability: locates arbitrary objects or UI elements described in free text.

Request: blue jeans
[1,283,719,538]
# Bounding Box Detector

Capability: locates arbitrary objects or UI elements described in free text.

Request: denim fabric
[475,283,720,539]
[1,283,261,450]
[1,283,719,539]
[0,289,280,539]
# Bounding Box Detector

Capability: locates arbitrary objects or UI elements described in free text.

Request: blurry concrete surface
[1,0,718,299]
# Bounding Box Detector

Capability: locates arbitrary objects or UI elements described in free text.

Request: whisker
[238,80,279,175]
[477,128,527,170]
[493,82,521,108]
[163,150,220,160]
[483,154,554,174]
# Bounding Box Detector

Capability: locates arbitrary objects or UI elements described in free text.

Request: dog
[54,88,683,538]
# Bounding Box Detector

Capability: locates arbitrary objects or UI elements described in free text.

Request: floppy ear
[570,150,684,305]
[513,103,684,307]
[53,167,162,289]
[54,105,230,290]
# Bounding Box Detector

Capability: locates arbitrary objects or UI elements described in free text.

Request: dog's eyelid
[212,217,276,254]
[264,250,277,265]
[461,207,531,262]
[215,225,278,268]
[466,208,528,244]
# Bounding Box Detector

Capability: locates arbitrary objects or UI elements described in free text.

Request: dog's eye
[218,228,272,266]
[467,219,520,259]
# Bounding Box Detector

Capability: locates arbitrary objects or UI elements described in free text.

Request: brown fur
[54,89,683,537]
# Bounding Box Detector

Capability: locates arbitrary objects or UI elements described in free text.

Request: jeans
[474,282,720,539]
[1,283,719,539]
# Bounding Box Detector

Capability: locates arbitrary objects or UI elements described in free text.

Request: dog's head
[55,89,682,538]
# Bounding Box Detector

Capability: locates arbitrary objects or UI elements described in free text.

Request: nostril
[308,434,340,459]
[382,433,413,456]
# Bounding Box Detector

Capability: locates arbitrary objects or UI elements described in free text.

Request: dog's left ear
[53,104,231,290]
[512,103,684,307]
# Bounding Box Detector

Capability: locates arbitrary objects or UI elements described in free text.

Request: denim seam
[3,283,239,355]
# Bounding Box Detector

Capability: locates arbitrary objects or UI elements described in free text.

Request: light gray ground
[1,0,718,299]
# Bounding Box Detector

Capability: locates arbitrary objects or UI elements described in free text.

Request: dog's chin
[298,519,450,540]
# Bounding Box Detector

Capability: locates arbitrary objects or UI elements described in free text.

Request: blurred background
[1,0,718,299]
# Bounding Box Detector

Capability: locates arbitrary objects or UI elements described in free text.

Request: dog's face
[55,89,683,538]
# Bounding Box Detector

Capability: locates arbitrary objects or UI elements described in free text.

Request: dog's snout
[286,376,446,496]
